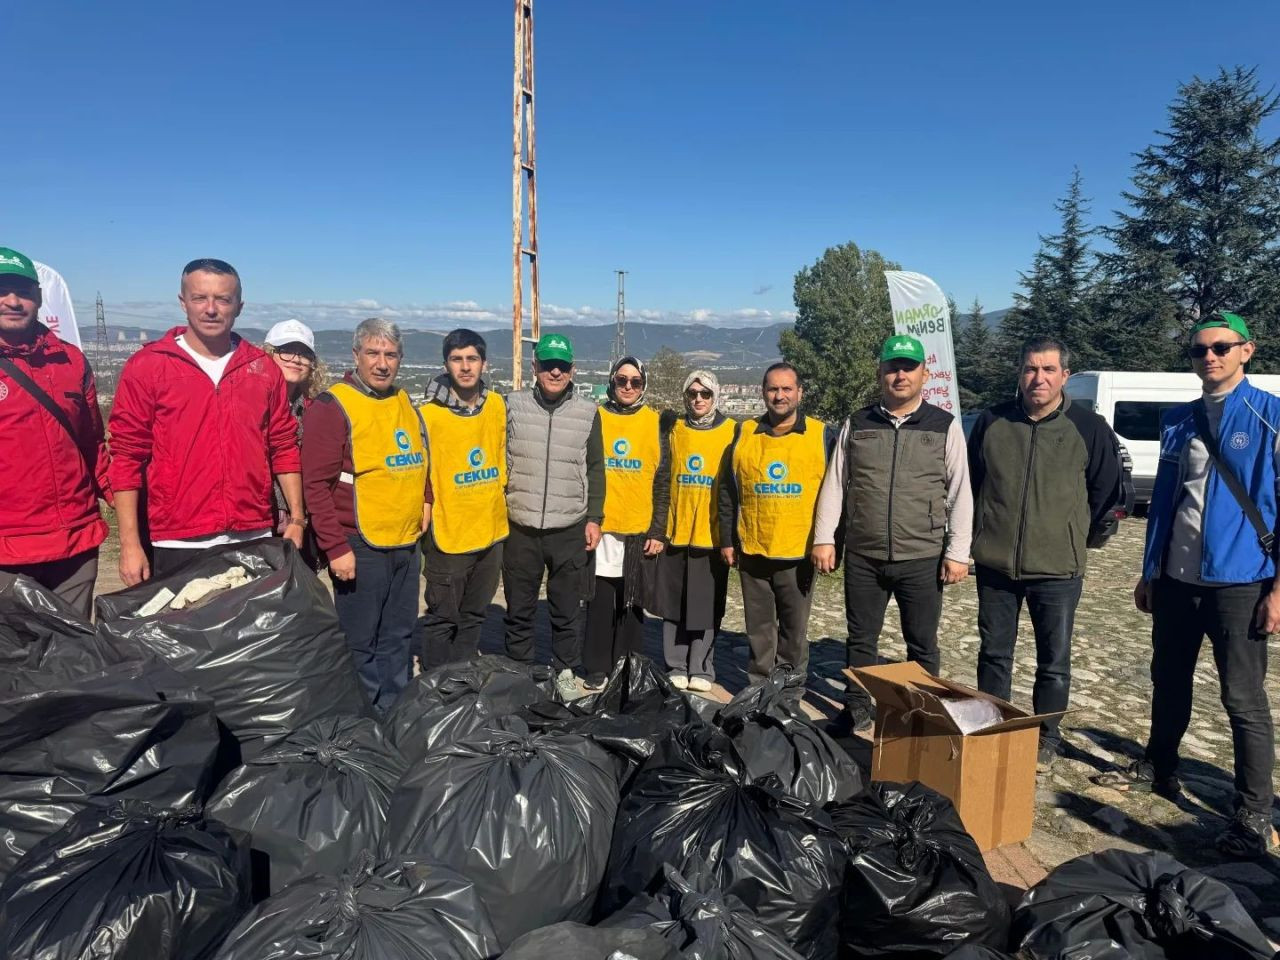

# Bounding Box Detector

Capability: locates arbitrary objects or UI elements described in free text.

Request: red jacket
[0,325,110,564]
[108,328,302,542]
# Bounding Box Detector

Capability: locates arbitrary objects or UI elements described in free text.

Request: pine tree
[955,297,995,408]
[1099,66,1280,369]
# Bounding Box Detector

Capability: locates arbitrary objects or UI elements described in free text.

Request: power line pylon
[94,292,109,387]
[512,0,540,390]
[613,270,627,365]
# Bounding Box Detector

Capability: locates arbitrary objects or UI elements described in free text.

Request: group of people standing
[0,245,1274,859]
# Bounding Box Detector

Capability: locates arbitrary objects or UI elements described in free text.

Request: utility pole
[512,0,540,390]
[94,292,110,389]
[613,269,627,365]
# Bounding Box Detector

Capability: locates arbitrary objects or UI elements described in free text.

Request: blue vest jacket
[1142,378,1280,584]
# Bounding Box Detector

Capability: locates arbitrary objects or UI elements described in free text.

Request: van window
[1113,401,1183,441]
[1071,398,1095,412]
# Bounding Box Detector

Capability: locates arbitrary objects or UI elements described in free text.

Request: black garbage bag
[385,717,620,948]
[603,863,805,960]
[712,668,861,805]
[501,922,680,960]
[518,653,705,789]
[941,948,1015,959]
[1012,849,1277,960]
[213,851,502,960]
[0,575,125,688]
[207,716,407,897]
[383,654,553,763]
[829,781,1010,958]
[602,725,846,960]
[0,801,251,960]
[0,659,222,881]
[95,539,369,757]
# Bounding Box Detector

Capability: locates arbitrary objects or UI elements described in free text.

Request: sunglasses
[685,389,714,400]
[1188,341,1246,358]
[613,376,644,389]
[539,360,572,374]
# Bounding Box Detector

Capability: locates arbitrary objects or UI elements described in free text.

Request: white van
[1064,371,1280,503]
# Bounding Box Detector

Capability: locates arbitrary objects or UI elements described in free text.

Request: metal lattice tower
[613,270,627,364]
[511,0,540,390]
[94,292,109,385]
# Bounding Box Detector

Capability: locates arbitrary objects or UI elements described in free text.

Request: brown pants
[0,547,100,620]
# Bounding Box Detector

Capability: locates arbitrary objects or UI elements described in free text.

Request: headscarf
[605,355,647,411]
[683,369,720,425]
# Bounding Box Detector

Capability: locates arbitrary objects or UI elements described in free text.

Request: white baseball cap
[265,319,315,351]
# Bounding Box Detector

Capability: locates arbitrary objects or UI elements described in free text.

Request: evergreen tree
[956,297,998,407]
[645,346,689,411]
[1100,66,1280,369]
[779,241,899,422]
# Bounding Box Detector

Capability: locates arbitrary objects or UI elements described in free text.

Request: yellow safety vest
[666,418,736,549]
[328,382,427,549]
[732,416,828,560]
[600,405,662,535]
[421,394,509,554]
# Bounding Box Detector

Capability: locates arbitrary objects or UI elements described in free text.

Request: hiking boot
[668,672,689,690]
[1037,739,1058,773]
[827,701,874,739]
[582,672,608,692]
[1216,808,1280,859]
[555,668,580,700]
[1092,759,1182,801]
[687,676,712,693]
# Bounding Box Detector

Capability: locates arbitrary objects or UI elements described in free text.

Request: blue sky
[9,1,1279,330]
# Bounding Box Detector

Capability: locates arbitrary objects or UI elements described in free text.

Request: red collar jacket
[0,324,111,564]
[107,327,302,542]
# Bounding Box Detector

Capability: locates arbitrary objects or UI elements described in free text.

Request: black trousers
[843,551,943,708]
[0,547,99,621]
[1145,576,1275,814]
[421,538,503,669]
[738,554,813,685]
[583,575,645,678]
[975,564,1082,747]
[502,521,591,672]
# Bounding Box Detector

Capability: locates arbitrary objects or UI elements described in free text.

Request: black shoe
[1092,759,1182,800]
[826,702,874,738]
[1037,739,1058,772]
[1216,808,1280,859]
[582,673,608,692]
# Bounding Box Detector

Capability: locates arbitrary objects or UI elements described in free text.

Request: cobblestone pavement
[93,518,1280,929]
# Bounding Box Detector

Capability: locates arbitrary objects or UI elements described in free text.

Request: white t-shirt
[595,532,626,578]
[152,334,272,550]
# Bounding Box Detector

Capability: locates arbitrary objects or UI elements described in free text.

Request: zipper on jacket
[1013,420,1038,578]
[539,402,555,528]
[886,423,901,562]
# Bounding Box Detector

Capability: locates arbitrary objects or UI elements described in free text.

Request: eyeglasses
[613,376,644,389]
[1188,341,1246,359]
[539,360,572,374]
[685,389,714,400]
[276,350,315,366]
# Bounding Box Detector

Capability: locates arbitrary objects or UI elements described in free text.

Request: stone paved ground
[94,517,1280,929]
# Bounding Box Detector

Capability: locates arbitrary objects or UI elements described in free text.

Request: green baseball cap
[0,248,38,283]
[534,332,574,363]
[879,333,925,364]
[1191,310,1251,342]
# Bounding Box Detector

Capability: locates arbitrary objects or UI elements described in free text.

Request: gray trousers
[0,547,100,621]
[663,620,715,681]
[738,554,813,684]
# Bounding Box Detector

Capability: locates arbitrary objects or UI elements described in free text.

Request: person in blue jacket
[1110,311,1278,858]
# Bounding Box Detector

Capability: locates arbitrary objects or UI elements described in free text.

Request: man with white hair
[302,318,433,714]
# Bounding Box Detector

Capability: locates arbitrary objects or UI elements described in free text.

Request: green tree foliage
[1100,66,1280,369]
[645,345,690,411]
[955,297,1002,408]
[780,242,900,422]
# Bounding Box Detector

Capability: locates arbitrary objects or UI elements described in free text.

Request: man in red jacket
[0,247,111,617]
[109,259,304,584]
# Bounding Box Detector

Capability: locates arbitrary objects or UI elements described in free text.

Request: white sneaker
[555,669,580,700]
[687,677,712,693]
[669,673,689,690]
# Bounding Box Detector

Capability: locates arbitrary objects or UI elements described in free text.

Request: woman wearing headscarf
[581,355,671,690]
[652,370,736,691]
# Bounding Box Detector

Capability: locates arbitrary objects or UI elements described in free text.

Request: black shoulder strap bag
[0,357,81,449]
[1192,398,1276,558]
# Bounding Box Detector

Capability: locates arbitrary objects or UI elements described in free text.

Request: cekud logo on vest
[385,429,424,470]
[454,447,500,486]
[607,437,642,471]
[677,452,713,487]
[753,460,802,497]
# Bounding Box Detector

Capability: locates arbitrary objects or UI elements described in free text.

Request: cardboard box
[846,662,1065,851]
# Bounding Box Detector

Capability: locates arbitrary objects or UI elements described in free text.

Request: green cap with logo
[0,248,39,283]
[534,332,574,363]
[879,333,926,364]
[1190,310,1251,342]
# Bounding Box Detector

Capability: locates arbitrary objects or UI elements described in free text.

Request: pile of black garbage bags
[0,539,1275,960]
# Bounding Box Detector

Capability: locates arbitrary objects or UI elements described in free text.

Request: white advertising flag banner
[884,270,960,415]
[34,261,81,349]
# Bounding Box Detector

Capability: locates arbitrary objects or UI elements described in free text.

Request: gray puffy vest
[505,388,598,529]
[843,402,952,562]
